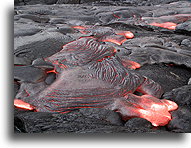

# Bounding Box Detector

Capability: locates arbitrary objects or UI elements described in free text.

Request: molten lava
[48,60,68,70]
[116,31,134,39]
[46,69,58,74]
[125,95,178,126]
[149,22,177,30]
[138,99,178,126]
[161,99,178,111]
[14,99,34,110]
[121,59,141,69]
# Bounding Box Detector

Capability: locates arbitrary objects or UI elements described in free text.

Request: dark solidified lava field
[14,0,191,133]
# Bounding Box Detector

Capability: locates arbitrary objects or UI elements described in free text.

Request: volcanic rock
[137,64,191,92]
[55,25,76,34]
[45,73,56,85]
[14,55,32,66]
[14,31,74,63]
[125,118,153,129]
[57,0,80,4]
[14,0,188,6]
[15,82,48,100]
[188,78,191,85]
[14,110,167,133]
[14,23,42,37]
[14,66,46,83]
[19,14,50,23]
[176,21,191,35]
[122,36,191,68]
[180,39,191,48]
[163,85,191,108]
[14,81,20,97]
[15,0,58,5]
[167,107,191,133]
[78,108,123,126]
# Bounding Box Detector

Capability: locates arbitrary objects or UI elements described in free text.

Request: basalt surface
[14,0,191,133]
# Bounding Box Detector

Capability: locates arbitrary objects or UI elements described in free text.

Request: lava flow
[116,31,134,39]
[137,96,178,126]
[13,36,178,127]
[149,22,177,30]
[14,37,179,127]
[121,59,141,69]
[101,37,127,45]
[46,69,58,74]
[14,99,34,110]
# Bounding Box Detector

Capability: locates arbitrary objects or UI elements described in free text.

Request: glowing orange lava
[149,22,177,30]
[121,60,141,69]
[46,69,58,74]
[135,96,178,126]
[14,99,34,110]
[116,31,134,39]
[138,108,171,126]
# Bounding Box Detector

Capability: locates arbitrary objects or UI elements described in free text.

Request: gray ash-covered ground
[14,0,191,133]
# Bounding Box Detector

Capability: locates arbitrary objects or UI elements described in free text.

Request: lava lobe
[14,37,178,126]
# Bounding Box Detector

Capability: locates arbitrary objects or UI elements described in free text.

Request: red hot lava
[101,37,127,45]
[149,22,177,30]
[121,59,141,69]
[116,31,134,39]
[134,95,178,126]
[14,99,34,110]
[46,69,58,74]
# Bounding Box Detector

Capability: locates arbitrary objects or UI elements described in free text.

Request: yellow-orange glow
[116,31,134,39]
[14,99,34,110]
[149,22,177,30]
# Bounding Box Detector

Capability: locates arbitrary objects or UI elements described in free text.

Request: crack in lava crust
[14,37,178,126]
